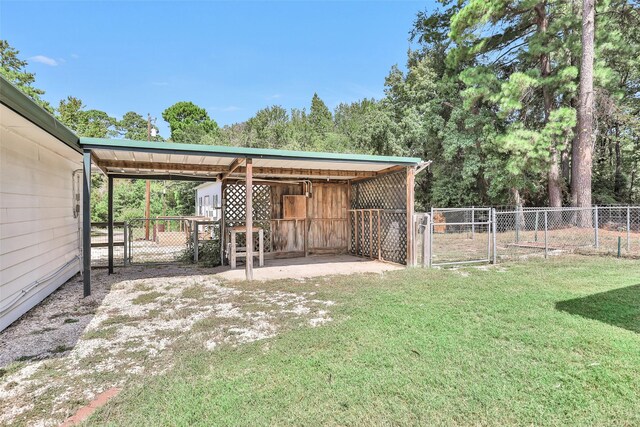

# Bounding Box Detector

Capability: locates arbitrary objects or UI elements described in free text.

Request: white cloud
[29,55,59,66]
[267,93,282,100]
[70,53,80,59]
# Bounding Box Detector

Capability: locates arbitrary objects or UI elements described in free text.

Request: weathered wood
[245,159,253,280]
[377,211,381,260]
[406,166,416,266]
[236,166,375,178]
[222,158,245,180]
[283,195,307,219]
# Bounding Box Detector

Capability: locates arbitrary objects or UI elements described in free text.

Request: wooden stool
[229,226,264,269]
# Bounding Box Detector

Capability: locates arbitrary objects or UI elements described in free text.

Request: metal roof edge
[0,75,82,154]
[80,137,422,165]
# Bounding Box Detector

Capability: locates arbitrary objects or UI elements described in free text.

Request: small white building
[195,181,222,220]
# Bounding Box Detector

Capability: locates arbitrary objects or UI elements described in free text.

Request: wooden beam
[222,158,245,180]
[91,152,108,176]
[406,166,416,266]
[234,167,376,178]
[348,165,407,183]
[97,159,228,174]
[245,159,253,281]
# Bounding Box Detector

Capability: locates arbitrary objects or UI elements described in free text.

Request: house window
[213,195,219,207]
[204,195,210,206]
[199,197,203,215]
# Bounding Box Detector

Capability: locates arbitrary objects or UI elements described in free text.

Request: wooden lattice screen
[224,184,272,252]
[350,170,407,264]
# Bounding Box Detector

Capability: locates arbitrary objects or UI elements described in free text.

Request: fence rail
[417,206,640,267]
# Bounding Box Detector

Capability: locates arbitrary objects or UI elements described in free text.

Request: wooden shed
[79,138,424,291]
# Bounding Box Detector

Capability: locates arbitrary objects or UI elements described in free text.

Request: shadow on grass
[556,284,640,333]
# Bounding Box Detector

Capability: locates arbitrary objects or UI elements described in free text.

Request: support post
[515,206,521,243]
[369,210,373,259]
[492,208,497,265]
[486,209,491,262]
[424,215,431,268]
[627,207,631,251]
[245,159,253,281]
[107,175,114,274]
[377,210,381,260]
[544,210,548,259]
[471,206,475,240]
[534,211,539,242]
[594,206,599,248]
[193,220,199,262]
[221,180,227,265]
[429,212,434,268]
[123,221,129,266]
[82,151,92,297]
[406,166,416,266]
[347,182,352,254]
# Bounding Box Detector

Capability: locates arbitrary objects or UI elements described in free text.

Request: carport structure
[80,137,424,295]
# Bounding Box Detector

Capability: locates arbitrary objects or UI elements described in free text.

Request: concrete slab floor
[214,254,403,282]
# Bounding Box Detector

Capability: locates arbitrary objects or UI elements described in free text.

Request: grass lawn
[89,256,640,426]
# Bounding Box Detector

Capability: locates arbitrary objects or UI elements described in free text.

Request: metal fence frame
[419,206,640,267]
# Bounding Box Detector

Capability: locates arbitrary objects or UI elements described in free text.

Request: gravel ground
[0,265,335,427]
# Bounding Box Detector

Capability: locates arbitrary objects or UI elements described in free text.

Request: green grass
[88,256,640,426]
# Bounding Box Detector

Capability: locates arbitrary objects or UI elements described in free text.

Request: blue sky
[1,1,431,138]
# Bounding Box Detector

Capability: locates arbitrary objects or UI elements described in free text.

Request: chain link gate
[419,206,640,268]
[420,207,493,267]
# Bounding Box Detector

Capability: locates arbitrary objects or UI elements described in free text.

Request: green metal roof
[0,75,82,153]
[80,137,422,165]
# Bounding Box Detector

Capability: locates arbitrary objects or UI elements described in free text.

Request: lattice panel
[225,184,272,252]
[352,171,406,210]
[350,171,408,264]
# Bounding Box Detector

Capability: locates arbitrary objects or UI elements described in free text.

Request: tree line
[1,0,638,216]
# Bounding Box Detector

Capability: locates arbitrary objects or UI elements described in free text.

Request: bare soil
[0,265,337,426]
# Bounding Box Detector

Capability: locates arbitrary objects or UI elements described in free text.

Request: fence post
[515,206,521,243]
[429,209,434,268]
[627,206,631,251]
[123,221,129,266]
[423,216,430,268]
[534,211,539,242]
[594,206,599,249]
[193,220,199,262]
[544,211,548,259]
[471,206,475,240]
[492,208,497,264]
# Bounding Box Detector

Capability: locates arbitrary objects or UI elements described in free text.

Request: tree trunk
[613,124,624,199]
[573,0,596,226]
[535,2,563,208]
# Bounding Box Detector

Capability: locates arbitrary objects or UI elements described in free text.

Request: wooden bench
[229,226,264,269]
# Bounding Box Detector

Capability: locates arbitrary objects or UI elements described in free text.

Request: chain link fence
[418,206,640,267]
[90,218,222,266]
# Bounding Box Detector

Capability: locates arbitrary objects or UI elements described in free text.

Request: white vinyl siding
[0,108,82,331]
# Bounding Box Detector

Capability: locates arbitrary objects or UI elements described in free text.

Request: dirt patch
[0,266,334,426]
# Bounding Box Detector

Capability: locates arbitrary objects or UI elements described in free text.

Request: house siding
[0,109,82,331]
